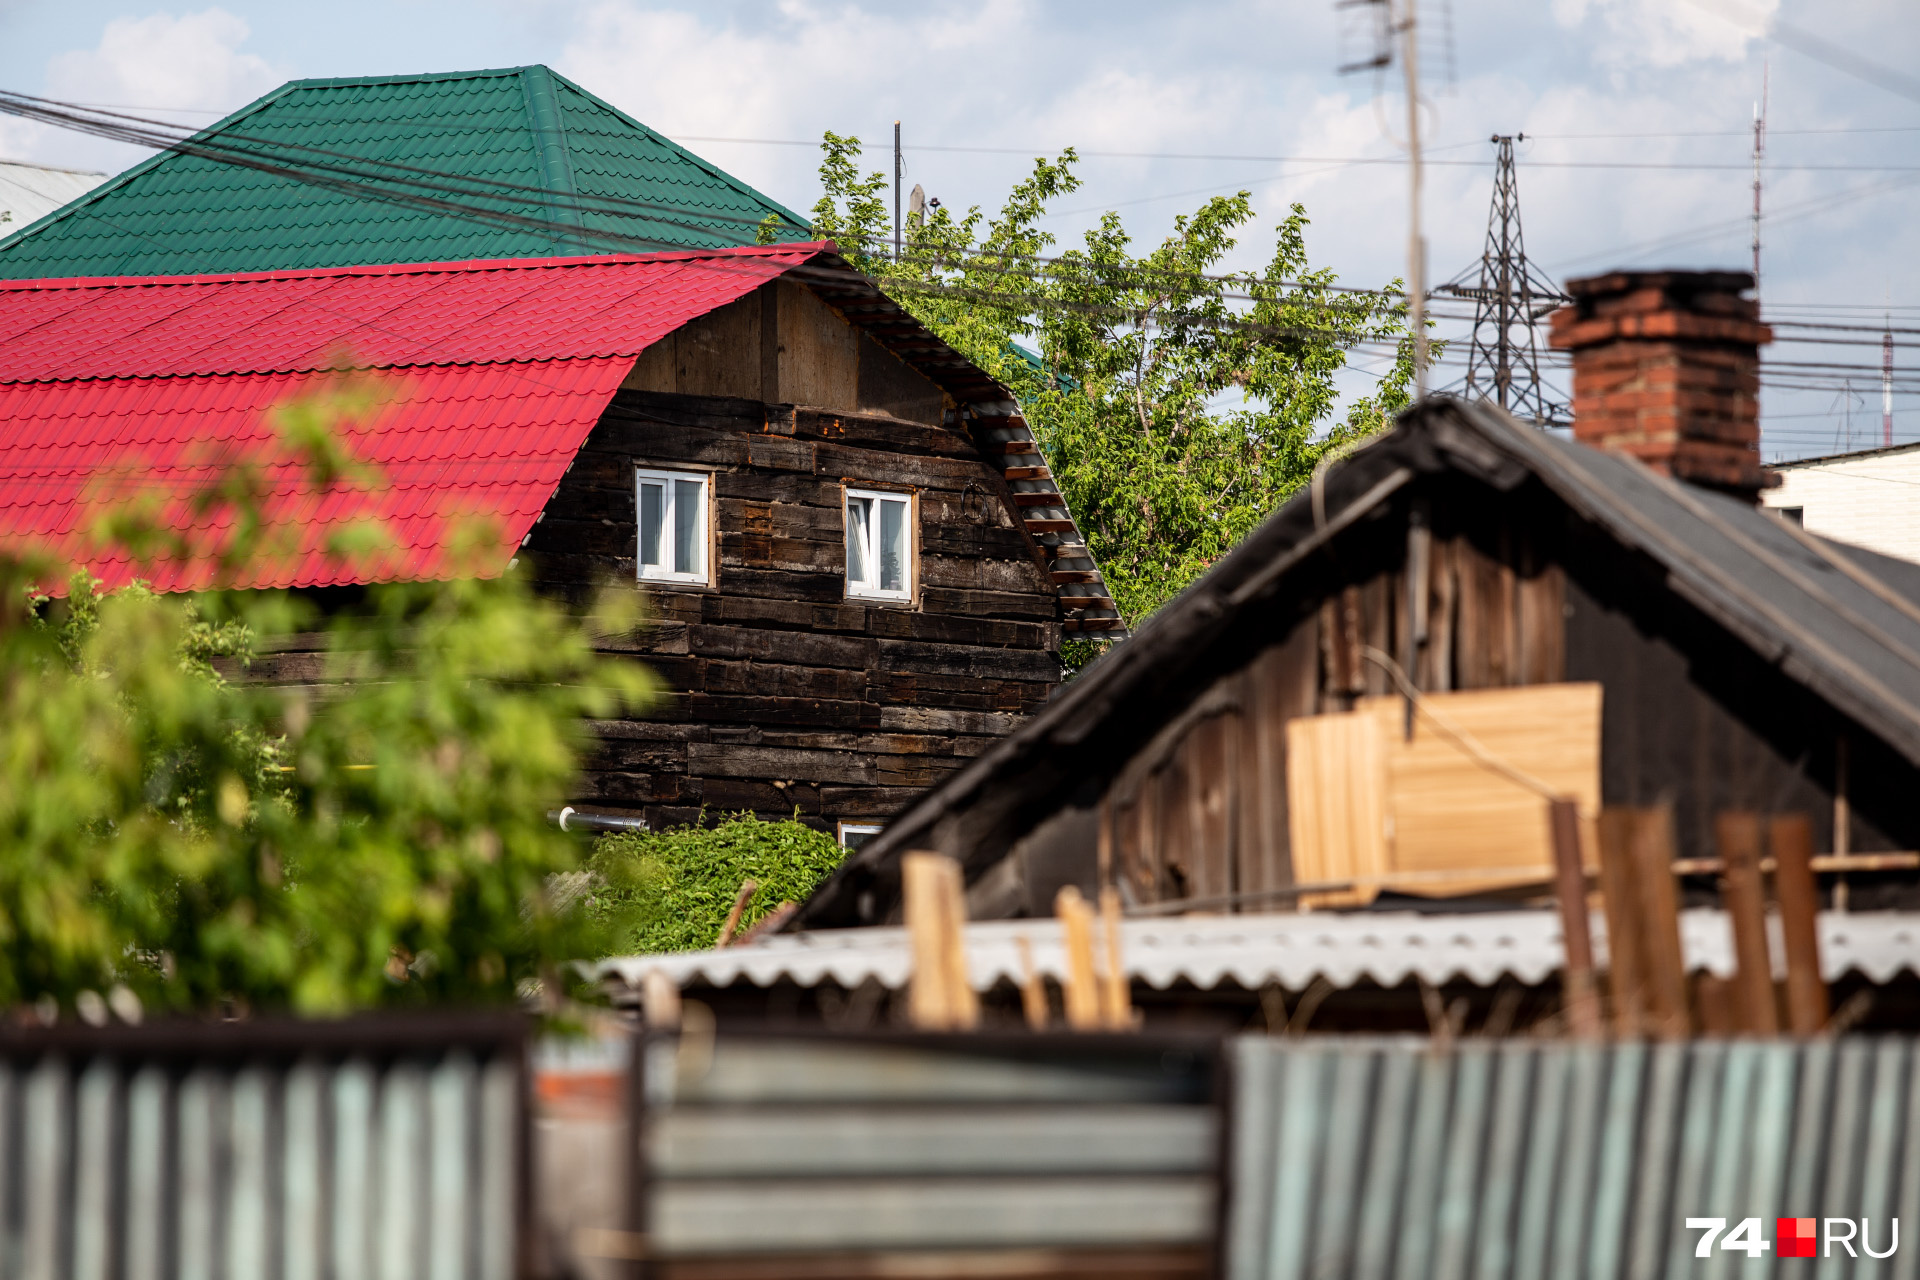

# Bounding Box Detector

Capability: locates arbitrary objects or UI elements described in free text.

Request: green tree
[808,134,1422,657]
[0,388,655,1019]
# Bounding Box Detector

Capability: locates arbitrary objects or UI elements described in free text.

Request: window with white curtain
[635,467,710,585]
[844,488,913,602]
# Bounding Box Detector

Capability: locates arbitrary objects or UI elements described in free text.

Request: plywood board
[1284,710,1387,907]
[1359,682,1601,895]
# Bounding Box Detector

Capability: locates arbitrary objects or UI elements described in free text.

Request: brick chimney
[1549,270,1773,498]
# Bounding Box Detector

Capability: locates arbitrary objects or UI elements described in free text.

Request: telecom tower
[1436,134,1570,426]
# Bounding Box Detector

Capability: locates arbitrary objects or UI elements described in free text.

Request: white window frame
[837,821,883,851]
[634,466,712,586]
[844,487,915,603]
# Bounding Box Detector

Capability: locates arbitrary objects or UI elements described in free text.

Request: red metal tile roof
[0,245,822,593]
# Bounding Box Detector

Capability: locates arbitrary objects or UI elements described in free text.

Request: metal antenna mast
[1752,63,1768,290]
[1435,134,1570,425]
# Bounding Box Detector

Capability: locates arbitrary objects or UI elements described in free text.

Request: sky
[0,0,1914,460]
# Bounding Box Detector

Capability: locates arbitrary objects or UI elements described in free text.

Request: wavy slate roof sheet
[593,910,1920,997]
[0,66,807,280]
[0,246,813,594]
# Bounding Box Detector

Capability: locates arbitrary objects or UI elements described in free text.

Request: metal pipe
[548,806,649,835]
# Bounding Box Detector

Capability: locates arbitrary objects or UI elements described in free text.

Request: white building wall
[0,162,105,238]
[1765,445,1920,565]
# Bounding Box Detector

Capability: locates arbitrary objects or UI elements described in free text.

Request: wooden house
[0,244,1121,837]
[796,270,1920,927]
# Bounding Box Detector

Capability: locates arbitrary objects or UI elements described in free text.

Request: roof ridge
[541,68,810,233]
[0,243,830,291]
[280,66,538,91]
[519,66,582,250]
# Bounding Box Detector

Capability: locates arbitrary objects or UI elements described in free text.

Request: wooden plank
[1715,811,1780,1034]
[682,694,882,731]
[1157,751,1197,901]
[1551,797,1603,1039]
[1138,770,1166,902]
[915,588,1061,624]
[1425,537,1456,692]
[874,639,1060,683]
[1769,813,1829,1035]
[1628,806,1691,1039]
[696,661,868,701]
[853,327,946,425]
[1284,709,1387,908]
[673,291,764,401]
[1452,536,1506,688]
[1322,590,1363,700]
[1597,809,1650,1037]
[1237,619,1317,904]
[621,336,678,394]
[1188,713,1236,906]
[1362,574,1393,696]
[689,624,876,670]
[777,280,861,409]
[1357,683,1602,895]
[1516,561,1567,685]
[878,706,1027,737]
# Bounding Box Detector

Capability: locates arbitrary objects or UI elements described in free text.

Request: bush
[0,385,655,1018]
[587,812,847,954]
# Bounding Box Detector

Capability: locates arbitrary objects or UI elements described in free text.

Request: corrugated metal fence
[0,1016,525,1280]
[1230,1037,1920,1280]
[635,1031,1222,1277]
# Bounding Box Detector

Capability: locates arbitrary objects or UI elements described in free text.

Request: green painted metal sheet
[0,65,809,279]
[1232,1037,1920,1280]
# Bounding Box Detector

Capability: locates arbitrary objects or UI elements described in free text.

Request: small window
[845,488,913,602]
[635,467,710,584]
[838,822,883,851]
[1775,505,1805,526]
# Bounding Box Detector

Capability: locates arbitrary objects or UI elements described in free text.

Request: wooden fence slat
[1716,812,1780,1034]
[1770,813,1830,1034]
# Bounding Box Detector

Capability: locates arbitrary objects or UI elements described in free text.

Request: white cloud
[46,9,279,114]
[1553,0,1777,70]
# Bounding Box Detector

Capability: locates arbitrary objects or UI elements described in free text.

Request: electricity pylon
[1435,134,1570,426]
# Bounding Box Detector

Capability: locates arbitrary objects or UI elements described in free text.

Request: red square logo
[1779,1218,1817,1258]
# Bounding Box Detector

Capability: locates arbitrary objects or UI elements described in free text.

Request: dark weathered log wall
[1085,504,1567,911]
[525,387,1062,832]
[1050,481,1909,914]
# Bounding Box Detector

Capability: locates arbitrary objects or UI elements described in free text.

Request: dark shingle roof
[794,397,1920,928]
[0,66,808,279]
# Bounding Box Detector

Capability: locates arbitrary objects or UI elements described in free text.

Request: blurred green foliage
[0,385,656,1018]
[586,812,847,954]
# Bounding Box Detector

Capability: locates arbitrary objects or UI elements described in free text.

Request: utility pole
[1434,135,1571,425]
[1397,0,1428,398]
[1751,63,1767,291]
[1335,0,1429,396]
[893,120,902,262]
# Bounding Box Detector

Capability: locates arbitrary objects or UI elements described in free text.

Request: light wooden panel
[777,280,861,409]
[1284,710,1387,907]
[1283,682,1601,904]
[1361,681,1601,895]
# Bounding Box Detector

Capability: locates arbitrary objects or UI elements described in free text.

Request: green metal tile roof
[0,66,810,279]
